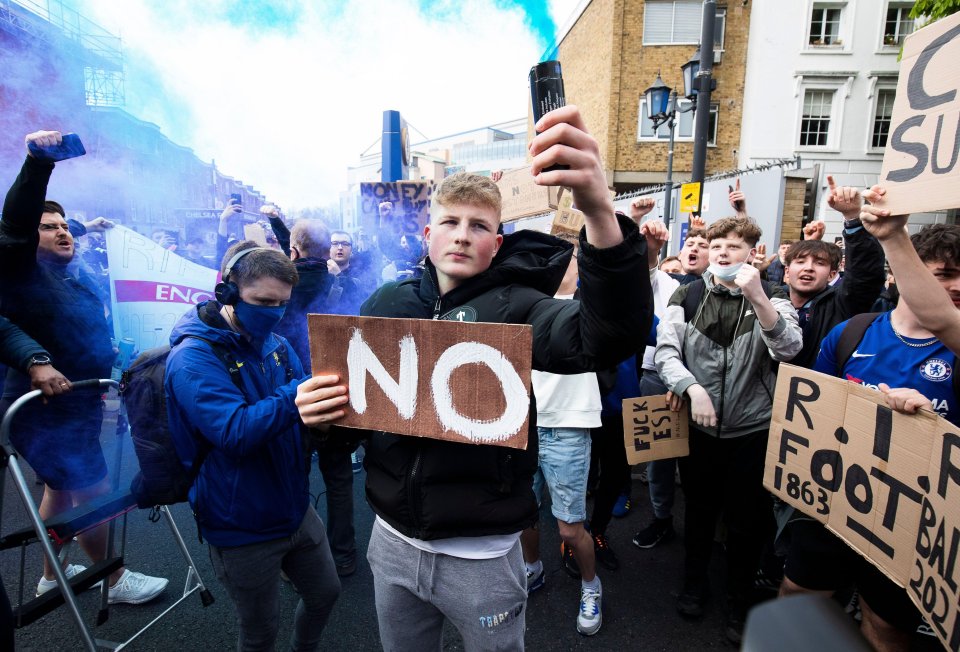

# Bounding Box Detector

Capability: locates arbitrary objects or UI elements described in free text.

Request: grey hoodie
[655,272,802,438]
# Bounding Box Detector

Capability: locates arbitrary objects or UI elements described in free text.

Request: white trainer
[36,564,94,597]
[108,569,169,605]
[577,581,603,636]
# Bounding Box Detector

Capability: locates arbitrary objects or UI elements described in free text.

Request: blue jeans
[532,426,591,524]
[640,370,676,520]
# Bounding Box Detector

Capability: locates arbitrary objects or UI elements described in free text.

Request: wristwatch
[843,216,863,230]
[28,353,52,368]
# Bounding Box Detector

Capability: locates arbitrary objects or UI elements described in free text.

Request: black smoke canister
[529,60,568,172]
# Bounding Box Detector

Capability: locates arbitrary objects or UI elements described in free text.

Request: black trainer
[676,585,707,620]
[592,533,619,571]
[723,597,747,645]
[632,517,675,549]
[561,541,581,579]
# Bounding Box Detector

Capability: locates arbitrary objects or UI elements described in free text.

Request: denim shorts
[532,426,591,524]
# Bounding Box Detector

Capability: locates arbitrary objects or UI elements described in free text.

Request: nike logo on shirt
[851,351,875,358]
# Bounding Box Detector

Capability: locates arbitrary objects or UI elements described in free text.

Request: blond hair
[431,172,502,220]
[706,217,762,247]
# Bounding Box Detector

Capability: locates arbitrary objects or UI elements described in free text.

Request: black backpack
[120,336,249,509]
[834,311,960,401]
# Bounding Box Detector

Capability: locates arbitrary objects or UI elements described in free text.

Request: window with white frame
[643,1,728,52]
[799,90,834,147]
[809,3,844,46]
[871,89,896,149]
[644,1,702,44]
[883,3,914,47]
[637,99,718,145]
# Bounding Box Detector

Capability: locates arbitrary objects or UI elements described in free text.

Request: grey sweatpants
[209,506,341,651]
[367,519,527,652]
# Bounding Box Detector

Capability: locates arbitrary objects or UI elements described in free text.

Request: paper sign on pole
[877,12,960,215]
[679,182,702,214]
[104,225,219,353]
[621,394,689,464]
[308,315,533,449]
[764,364,960,651]
[495,167,563,223]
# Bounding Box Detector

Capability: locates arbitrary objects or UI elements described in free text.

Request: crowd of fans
[0,116,956,652]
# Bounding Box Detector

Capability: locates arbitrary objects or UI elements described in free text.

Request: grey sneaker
[36,564,99,596]
[108,569,168,605]
[577,581,602,635]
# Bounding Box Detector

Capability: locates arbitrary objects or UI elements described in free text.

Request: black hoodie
[359,214,652,540]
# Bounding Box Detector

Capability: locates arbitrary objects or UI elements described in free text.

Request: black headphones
[215,247,266,306]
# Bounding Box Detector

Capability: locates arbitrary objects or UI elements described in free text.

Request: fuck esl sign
[621,394,689,465]
[764,364,960,651]
[879,11,960,215]
[308,315,533,449]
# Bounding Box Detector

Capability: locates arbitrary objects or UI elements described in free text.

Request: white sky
[77,0,583,210]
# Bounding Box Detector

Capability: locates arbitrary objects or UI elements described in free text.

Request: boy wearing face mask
[165,241,341,651]
[654,217,801,643]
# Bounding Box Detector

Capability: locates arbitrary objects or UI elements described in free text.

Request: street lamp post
[690,0,717,199]
[643,73,695,253]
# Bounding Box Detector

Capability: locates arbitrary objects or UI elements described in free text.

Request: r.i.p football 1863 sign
[765,364,960,652]
[308,315,533,449]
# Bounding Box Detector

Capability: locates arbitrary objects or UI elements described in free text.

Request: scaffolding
[0,0,125,107]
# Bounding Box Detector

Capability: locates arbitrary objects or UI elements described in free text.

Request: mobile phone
[27,133,86,163]
[165,229,180,246]
[229,193,242,205]
[729,184,744,212]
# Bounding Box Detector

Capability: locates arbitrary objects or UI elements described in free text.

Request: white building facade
[738,0,923,230]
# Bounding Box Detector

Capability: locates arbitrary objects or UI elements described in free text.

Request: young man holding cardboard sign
[297,105,653,650]
[780,195,960,652]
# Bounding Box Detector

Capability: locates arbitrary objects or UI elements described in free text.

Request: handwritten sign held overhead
[878,12,960,215]
[621,394,689,465]
[308,315,533,449]
[764,364,960,651]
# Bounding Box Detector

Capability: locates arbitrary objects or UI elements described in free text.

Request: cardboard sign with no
[495,167,562,223]
[308,315,533,449]
[622,394,689,464]
[764,364,960,651]
[878,12,960,215]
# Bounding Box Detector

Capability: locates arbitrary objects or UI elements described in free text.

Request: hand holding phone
[27,132,86,163]
[229,193,242,206]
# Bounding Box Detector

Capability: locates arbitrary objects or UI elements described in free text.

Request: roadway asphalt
[0,405,944,651]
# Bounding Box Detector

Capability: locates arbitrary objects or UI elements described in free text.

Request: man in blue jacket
[165,241,340,651]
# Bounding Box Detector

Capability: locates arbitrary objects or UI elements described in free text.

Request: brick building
[543,0,751,192]
[0,0,268,250]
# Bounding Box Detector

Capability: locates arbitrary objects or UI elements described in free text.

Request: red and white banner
[105,226,218,352]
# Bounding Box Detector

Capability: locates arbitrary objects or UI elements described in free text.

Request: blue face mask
[707,262,744,281]
[234,301,286,341]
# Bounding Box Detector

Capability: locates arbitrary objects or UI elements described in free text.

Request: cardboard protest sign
[622,394,689,464]
[243,223,268,246]
[551,190,583,237]
[495,167,563,222]
[309,315,533,449]
[105,226,218,353]
[764,364,960,650]
[878,12,960,215]
[359,180,433,237]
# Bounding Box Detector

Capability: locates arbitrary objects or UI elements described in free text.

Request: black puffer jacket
[788,226,885,370]
[360,214,652,539]
[275,257,338,370]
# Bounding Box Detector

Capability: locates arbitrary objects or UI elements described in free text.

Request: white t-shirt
[530,292,602,428]
[642,269,680,371]
[376,516,519,559]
